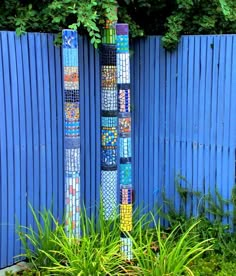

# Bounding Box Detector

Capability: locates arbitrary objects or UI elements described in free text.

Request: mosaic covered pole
[117,24,133,260]
[100,20,118,220]
[62,30,80,236]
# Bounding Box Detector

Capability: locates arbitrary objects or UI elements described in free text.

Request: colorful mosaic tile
[101,146,117,168]
[120,137,132,158]
[118,88,130,113]
[65,102,80,120]
[65,148,80,172]
[120,204,132,232]
[62,30,78,48]
[121,237,133,260]
[120,163,132,185]
[102,116,117,127]
[101,44,116,65]
[63,49,78,67]
[65,90,79,102]
[117,53,130,84]
[101,89,117,111]
[117,35,129,53]
[119,117,131,135]
[116,24,129,35]
[64,137,80,149]
[101,170,117,219]
[120,188,132,204]
[65,120,80,137]
[101,126,118,146]
[101,66,117,90]
[102,28,116,44]
[64,67,79,90]
[65,171,80,235]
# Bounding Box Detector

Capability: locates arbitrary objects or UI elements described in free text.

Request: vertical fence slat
[3,32,14,263]
[158,38,166,221]
[181,37,188,211]
[27,33,38,224]
[133,39,140,209]
[153,37,160,210]
[165,50,171,210]
[223,36,233,223]
[192,36,200,216]
[15,34,27,256]
[48,34,58,216]
[169,49,177,212]
[42,34,53,210]
[174,39,183,213]
[216,36,226,214]
[8,32,21,258]
[186,36,194,216]
[0,32,8,268]
[203,36,212,219]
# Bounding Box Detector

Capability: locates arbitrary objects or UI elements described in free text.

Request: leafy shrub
[1,0,236,49]
[130,217,213,275]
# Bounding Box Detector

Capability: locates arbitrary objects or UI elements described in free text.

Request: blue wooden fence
[0,32,236,268]
[132,35,236,221]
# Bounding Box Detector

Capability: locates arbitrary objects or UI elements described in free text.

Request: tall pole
[117,23,133,260]
[100,17,118,219]
[62,30,80,236]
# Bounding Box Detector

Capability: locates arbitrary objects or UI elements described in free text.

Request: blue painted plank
[192,36,200,216]
[21,33,34,232]
[229,36,236,148]
[216,36,226,217]
[158,38,166,222]
[197,36,206,216]
[209,36,220,217]
[15,33,27,255]
[140,38,150,208]
[27,33,38,223]
[8,32,21,258]
[165,49,171,216]
[186,36,194,216]
[202,36,212,219]
[153,37,160,213]
[0,32,8,268]
[180,37,188,195]
[42,34,53,210]
[174,38,183,213]
[95,42,101,213]
[138,38,145,211]
[84,37,91,214]
[3,32,15,265]
[133,39,140,210]
[143,37,150,210]
[48,34,58,217]
[169,48,177,212]
[148,37,155,212]
[222,36,233,223]
[35,34,47,213]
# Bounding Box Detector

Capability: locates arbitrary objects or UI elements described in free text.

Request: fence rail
[0,32,236,268]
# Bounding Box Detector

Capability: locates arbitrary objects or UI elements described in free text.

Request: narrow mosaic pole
[100,20,118,220]
[117,24,133,260]
[62,30,80,236]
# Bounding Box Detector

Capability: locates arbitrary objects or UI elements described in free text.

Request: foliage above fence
[0,0,236,49]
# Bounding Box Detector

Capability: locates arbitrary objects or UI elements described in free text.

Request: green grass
[14,205,215,275]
